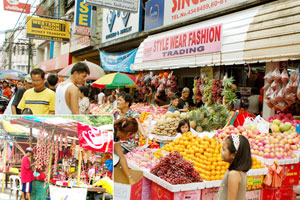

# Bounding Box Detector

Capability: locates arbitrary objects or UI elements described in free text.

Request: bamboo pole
[29,128,32,148]
[2,139,7,193]
[77,148,82,186]
[47,128,55,184]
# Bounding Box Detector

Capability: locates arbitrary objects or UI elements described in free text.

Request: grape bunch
[150,151,203,184]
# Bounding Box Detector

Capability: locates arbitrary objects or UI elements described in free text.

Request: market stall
[6,115,113,200]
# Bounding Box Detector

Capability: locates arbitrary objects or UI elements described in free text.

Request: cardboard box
[262,186,297,200]
[282,163,300,186]
[201,187,219,200]
[247,175,264,190]
[151,182,201,200]
[114,167,144,200]
[142,177,152,200]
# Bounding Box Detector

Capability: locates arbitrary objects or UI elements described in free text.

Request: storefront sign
[26,16,70,41]
[200,66,213,78]
[3,0,30,13]
[101,0,142,43]
[100,49,137,73]
[70,34,91,52]
[143,24,222,61]
[78,123,113,153]
[84,0,139,13]
[144,0,164,31]
[145,0,248,31]
[74,0,92,36]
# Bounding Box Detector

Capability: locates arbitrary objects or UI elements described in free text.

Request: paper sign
[49,185,87,200]
[77,122,113,153]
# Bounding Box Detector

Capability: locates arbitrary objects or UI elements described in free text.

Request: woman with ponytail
[114,117,138,184]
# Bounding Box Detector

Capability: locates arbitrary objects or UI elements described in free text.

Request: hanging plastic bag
[271,68,281,82]
[265,99,273,109]
[281,68,289,84]
[271,81,277,90]
[264,71,273,84]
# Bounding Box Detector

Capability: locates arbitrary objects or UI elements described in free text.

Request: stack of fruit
[139,112,152,123]
[251,157,265,169]
[125,147,159,170]
[216,125,300,159]
[151,151,203,184]
[187,104,230,132]
[155,132,229,181]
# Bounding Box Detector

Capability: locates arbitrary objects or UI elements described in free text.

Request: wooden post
[2,139,7,193]
[77,149,82,186]
[29,128,33,148]
[47,129,55,184]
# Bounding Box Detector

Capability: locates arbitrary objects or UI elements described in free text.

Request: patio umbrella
[58,61,105,80]
[0,73,24,80]
[0,69,27,76]
[92,72,136,89]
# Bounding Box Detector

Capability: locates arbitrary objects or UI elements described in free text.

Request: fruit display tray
[254,155,300,165]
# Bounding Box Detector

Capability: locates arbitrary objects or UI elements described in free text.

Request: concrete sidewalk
[0,187,18,200]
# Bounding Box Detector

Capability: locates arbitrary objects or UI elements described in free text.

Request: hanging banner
[74,0,92,36]
[26,16,70,42]
[84,0,139,13]
[100,49,137,73]
[77,122,113,153]
[145,0,250,31]
[143,24,222,61]
[3,0,31,14]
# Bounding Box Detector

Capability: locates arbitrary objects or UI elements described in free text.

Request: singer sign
[143,24,222,61]
[3,0,30,13]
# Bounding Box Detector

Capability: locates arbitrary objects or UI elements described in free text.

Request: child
[168,95,179,113]
[218,135,252,200]
[177,119,190,134]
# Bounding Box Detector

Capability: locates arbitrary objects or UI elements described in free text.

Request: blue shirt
[168,105,178,113]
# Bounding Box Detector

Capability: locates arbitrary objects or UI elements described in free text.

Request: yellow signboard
[200,66,213,78]
[26,16,70,42]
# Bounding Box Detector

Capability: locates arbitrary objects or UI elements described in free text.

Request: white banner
[84,0,139,13]
[49,185,87,200]
[101,0,141,43]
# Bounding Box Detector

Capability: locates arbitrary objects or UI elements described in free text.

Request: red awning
[37,53,72,72]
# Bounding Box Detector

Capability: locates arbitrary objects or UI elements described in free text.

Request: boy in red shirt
[21,148,35,200]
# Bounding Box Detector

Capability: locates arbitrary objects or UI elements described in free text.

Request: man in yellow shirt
[18,69,55,115]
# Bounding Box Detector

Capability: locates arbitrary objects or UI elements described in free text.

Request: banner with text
[78,122,113,153]
[143,24,222,61]
[84,0,139,13]
[26,16,70,41]
[75,0,92,36]
[145,0,248,31]
[3,0,30,13]
[100,49,137,73]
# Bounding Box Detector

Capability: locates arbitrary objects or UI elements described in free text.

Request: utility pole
[27,39,32,74]
[7,34,14,70]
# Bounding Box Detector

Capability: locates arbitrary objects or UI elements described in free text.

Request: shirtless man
[55,62,90,114]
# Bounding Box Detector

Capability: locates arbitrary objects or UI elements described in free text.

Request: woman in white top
[79,86,90,115]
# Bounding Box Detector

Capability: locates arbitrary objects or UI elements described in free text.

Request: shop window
[21,46,25,55]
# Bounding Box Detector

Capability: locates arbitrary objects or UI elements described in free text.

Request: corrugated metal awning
[132,0,300,71]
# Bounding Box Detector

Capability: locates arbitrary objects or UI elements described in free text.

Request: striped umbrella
[58,61,105,80]
[92,72,136,89]
[0,73,24,80]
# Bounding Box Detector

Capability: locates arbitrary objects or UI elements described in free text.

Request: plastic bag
[264,71,273,84]
[271,68,281,82]
[281,68,289,84]
[265,87,273,97]
[265,99,273,108]
[297,82,300,100]
[271,81,277,90]
[270,93,277,105]
[276,86,285,101]
[276,102,288,111]
[263,84,270,91]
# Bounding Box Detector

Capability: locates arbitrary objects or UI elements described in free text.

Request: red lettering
[172,0,177,13]
[153,41,156,52]
[196,30,201,44]
[190,31,196,45]
[179,34,183,47]
[170,36,176,49]
[201,29,206,43]
[206,28,209,43]
[209,27,214,42]
[192,0,199,4]
[215,25,221,41]
[188,32,193,46]
[183,34,187,47]
[182,0,190,10]
[175,35,179,48]
[165,38,169,50]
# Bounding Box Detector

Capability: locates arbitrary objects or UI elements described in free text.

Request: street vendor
[178,87,190,112]
[114,92,147,138]
[114,118,138,184]
[21,147,35,200]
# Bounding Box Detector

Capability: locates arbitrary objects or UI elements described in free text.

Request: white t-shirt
[248,95,260,114]
[98,92,105,105]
